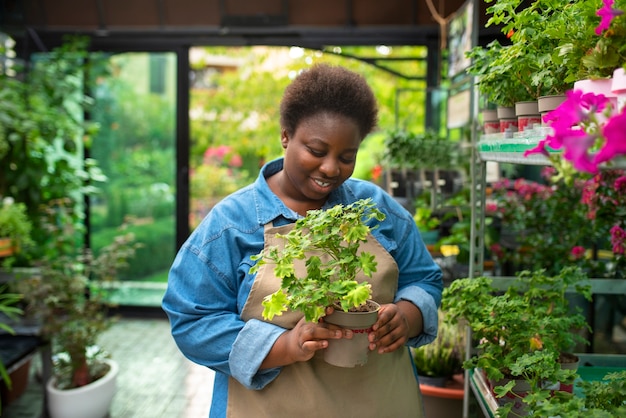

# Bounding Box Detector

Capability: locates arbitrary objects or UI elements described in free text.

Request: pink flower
[561,130,600,173]
[610,225,626,255]
[571,246,586,260]
[596,0,624,35]
[615,176,626,193]
[593,108,626,166]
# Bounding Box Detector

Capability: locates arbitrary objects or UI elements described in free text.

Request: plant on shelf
[442,266,592,416]
[0,197,34,262]
[411,308,465,385]
[13,198,139,417]
[524,370,626,417]
[489,166,626,279]
[250,198,384,323]
[523,0,626,174]
[384,129,461,171]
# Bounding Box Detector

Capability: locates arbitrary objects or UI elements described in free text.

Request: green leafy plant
[411,308,465,380]
[0,284,23,413]
[0,197,34,260]
[14,198,140,390]
[413,204,440,232]
[442,266,592,414]
[250,198,385,323]
[0,34,108,261]
[384,129,460,170]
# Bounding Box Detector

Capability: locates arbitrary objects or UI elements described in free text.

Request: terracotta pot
[323,300,380,367]
[515,101,541,132]
[0,237,16,258]
[419,374,464,418]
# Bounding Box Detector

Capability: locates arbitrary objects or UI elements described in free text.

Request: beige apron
[227,223,424,417]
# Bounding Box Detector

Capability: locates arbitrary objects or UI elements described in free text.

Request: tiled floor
[2,317,215,418]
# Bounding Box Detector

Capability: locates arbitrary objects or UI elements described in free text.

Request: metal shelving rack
[465,127,626,417]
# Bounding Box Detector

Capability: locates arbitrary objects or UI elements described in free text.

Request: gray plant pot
[323,300,380,368]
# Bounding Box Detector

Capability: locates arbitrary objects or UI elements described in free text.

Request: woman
[162,63,443,417]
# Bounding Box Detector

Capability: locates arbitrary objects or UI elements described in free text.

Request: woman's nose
[319,158,340,177]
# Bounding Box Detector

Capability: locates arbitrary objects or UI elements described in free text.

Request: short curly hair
[279,64,379,139]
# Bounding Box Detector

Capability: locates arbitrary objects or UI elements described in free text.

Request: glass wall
[89,52,177,306]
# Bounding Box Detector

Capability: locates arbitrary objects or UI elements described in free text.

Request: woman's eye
[309,148,325,157]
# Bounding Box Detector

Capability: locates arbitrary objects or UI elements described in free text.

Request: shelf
[487,277,626,295]
[478,130,626,168]
[470,355,626,418]
[477,127,556,165]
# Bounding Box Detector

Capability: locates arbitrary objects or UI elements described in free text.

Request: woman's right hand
[260,308,350,368]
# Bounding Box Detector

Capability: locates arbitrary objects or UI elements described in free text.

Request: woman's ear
[280,129,289,149]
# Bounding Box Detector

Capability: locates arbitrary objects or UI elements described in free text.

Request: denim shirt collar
[252,157,354,226]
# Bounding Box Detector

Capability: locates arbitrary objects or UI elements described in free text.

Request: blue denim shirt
[162,158,443,418]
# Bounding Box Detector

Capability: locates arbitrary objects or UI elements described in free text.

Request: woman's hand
[260,307,350,369]
[368,301,423,354]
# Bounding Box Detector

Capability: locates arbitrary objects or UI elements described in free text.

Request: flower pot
[419,374,464,418]
[0,237,16,258]
[538,94,566,125]
[491,376,532,416]
[612,67,626,112]
[496,106,518,135]
[515,101,541,132]
[556,352,580,393]
[46,359,118,418]
[573,78,618,121]
[323,300,380,367]
[480,109,499,134]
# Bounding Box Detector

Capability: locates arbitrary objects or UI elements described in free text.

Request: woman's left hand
[368,301,422,354]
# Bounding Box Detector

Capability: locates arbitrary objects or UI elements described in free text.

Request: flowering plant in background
[489,166,626,278]
[489,168,594,276]
[581,169,626,277]
[525,0,626,174]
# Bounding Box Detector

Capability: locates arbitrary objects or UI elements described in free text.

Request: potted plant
[413,199,441,246]
[13,198,139,418]
[411,309,466,417]
[442,266,592,416]
[412,308,465,385]
[0,197,33,261]
[250,198,385,367]
[529,370,626,417]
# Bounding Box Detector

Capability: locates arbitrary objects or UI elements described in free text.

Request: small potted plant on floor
[250,198,385,367]
[0,197,34,262]
[13,198,139,418]
[442,266,592,416]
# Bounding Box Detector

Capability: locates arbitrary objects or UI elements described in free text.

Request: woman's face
[279,112,362,207]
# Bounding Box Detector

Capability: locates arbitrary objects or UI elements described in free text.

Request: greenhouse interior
[0,0,625,417]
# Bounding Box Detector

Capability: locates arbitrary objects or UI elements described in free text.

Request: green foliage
[411,309,465,378]
[490,168,625,278]
[0,197,34,259]
[442,267,591,392]
[384,129,461,170]
[250,198,385,323]
[13,198,140,389]
[0,34,109,262]
[0,284,23,412]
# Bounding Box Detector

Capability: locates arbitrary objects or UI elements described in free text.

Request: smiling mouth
[314,179,332,188]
